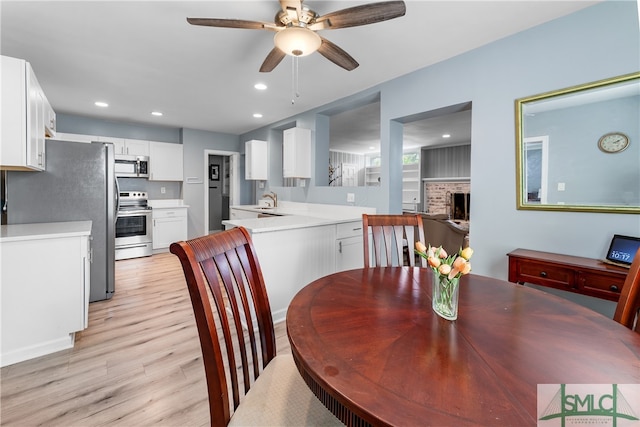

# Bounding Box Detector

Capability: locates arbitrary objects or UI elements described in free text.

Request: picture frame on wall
[210,164,219,181]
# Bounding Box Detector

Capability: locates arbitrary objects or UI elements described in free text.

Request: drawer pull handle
[540,271,547,278]
[610,285,619,292]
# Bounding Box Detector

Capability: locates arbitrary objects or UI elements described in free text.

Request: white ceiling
[1,0,600,151]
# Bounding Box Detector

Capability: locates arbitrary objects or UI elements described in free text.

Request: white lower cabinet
[152,207,188,251]
[335,221,365,272]
[250,224,335,323]
[1,222,91,367]
[229,208,260,220]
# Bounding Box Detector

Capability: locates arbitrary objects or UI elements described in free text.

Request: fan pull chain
[291,56,300,105]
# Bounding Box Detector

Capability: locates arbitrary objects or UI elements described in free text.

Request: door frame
[523,136,549,204]
[204,149,240,234]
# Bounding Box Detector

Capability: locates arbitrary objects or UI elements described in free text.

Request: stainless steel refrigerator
[6,140,116,302]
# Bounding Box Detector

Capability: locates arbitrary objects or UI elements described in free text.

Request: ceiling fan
[187,0,406,72]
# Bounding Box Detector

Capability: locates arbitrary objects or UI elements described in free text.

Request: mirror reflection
[516,72,640,213]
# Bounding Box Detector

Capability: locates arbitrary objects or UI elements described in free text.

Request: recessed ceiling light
[254,83,267,90]
[151,111,163,116]
[253,113,263,118]
[94,101,109,108]
[369,146,376,150]
[442,134,451,138]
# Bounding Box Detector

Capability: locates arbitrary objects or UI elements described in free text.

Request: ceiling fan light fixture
[274,27,321,57]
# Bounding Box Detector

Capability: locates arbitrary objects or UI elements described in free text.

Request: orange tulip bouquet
[415,243,473,320]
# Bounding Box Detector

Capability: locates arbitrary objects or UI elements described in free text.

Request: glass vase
[432,271,460,320]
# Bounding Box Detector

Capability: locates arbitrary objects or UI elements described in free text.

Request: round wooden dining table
[286,267,640,427]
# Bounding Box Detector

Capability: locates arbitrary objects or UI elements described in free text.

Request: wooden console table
[507,248,628,301]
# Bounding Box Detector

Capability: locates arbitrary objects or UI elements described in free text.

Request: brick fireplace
[424,181,471,219]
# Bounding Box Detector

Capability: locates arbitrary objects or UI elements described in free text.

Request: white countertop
[0,221,92,243]
[148,199,189,209]
[224,202,376,233]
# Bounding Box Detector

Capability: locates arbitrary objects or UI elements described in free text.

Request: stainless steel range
[115,191,152,260]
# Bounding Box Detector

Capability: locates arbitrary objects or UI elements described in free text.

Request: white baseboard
[1,334,74,367]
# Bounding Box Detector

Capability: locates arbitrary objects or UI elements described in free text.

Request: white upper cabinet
[245,140,268,180]
[96,136,124,152]
[283,127,311,178]
[1,55,52,171]
[149,141,183,181]
[51,133,99,143]
[98,137,149,156]
[123,139,149,156]
[43,96,56,138]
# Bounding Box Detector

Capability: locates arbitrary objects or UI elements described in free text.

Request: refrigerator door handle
[114,177,121,222]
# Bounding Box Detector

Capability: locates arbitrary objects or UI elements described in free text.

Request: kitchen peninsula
[223,202,375,322]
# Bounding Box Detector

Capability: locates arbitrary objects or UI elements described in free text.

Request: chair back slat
[170,227,276,427]
[225,249,261,378]
[613,247,640,331]
[363,214,427,268]
[212,250,253,402]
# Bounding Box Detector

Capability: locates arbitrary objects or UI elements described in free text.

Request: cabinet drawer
[337,221,363,239]
[577,271,625,301]
[513,260,574,290]
[153,208,187,219]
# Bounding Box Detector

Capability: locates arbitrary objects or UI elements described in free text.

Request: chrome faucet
[261,192,277,208]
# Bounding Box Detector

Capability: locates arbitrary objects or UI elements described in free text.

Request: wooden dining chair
[362,213,427,268]
[613,247,640,332]
[170,227,341,427]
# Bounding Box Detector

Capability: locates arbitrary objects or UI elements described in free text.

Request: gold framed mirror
[515,72,640,214]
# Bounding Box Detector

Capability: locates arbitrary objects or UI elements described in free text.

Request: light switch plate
[347,193,355,203]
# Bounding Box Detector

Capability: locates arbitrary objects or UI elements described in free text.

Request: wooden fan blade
[318,38,359,71]
[259,47,287,72]
[311,1,406,30]
[186,18,277,30]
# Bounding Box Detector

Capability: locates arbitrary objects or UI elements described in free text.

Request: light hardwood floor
[0,252,291,426]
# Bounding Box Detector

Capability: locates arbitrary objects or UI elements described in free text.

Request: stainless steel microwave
[115,155,149,178]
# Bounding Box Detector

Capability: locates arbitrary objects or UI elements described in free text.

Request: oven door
[115,209,153,260]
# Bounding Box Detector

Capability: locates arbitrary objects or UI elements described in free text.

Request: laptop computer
[603,234,640,269]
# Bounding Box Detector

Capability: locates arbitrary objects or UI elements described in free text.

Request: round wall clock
[597,132,629,153]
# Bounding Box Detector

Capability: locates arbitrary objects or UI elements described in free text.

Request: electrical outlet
[160,187,166,194]
[557,182,565,191]
[259,181,265,189]
[347,193,355,203]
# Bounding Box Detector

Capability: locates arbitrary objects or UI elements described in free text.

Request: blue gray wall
[526,96,639,205]
[239,1,640,295]
[57,2,639,304]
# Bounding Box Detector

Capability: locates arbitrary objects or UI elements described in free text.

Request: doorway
[401,102,472,214]
[204,150,239,234]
